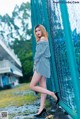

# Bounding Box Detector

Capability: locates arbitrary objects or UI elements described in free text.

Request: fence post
[59,0,80,118]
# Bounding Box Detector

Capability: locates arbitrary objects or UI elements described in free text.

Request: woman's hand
[33,62,36,72]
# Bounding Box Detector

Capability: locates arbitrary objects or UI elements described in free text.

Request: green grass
[0,83,38,108]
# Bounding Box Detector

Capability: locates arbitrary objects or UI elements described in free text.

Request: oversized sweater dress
[34,39,51,78]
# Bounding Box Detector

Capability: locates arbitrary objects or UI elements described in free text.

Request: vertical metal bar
[60,101,78,119]
[42,0,59,92]
[59,0,80,118]
[34,0,39,24]
[31,0,37,56]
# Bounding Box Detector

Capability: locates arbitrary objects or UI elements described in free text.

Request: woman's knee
[30,82,34,90]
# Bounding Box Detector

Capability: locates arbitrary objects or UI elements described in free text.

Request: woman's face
[35,27,42,38]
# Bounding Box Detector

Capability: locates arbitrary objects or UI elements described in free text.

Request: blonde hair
[34,24,48,42]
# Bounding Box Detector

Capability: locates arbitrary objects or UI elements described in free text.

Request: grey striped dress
[34,40,51,78]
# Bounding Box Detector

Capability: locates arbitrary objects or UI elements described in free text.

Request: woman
[30,24,59,117]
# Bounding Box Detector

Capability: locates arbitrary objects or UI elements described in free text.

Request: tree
[10,39,33,83]
[0,2,33,83]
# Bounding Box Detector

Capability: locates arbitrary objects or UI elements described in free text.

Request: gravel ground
[0,90,72,119]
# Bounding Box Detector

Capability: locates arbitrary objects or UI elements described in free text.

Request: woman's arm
[34,42,47,63]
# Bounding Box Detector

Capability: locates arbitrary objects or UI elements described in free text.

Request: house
[0,39,23,88]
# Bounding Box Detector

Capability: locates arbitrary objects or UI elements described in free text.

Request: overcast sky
[0,0,30,16]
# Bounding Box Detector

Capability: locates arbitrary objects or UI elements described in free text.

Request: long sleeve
[33,41,51,78]
[34,41,51,63]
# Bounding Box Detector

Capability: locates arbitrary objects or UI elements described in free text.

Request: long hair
[34,24,48,42]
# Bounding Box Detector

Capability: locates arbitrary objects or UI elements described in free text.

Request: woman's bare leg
[30,71,57,101]
[38,76,47,114]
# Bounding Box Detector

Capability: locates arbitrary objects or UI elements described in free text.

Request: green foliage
[10,40,33,83]
[0,2,31,42]
[0,2,33,83]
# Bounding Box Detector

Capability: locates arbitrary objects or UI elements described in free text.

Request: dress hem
[35,70,50,79]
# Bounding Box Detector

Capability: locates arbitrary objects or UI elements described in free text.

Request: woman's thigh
[39,76,46,88]
[30,71,42,86]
